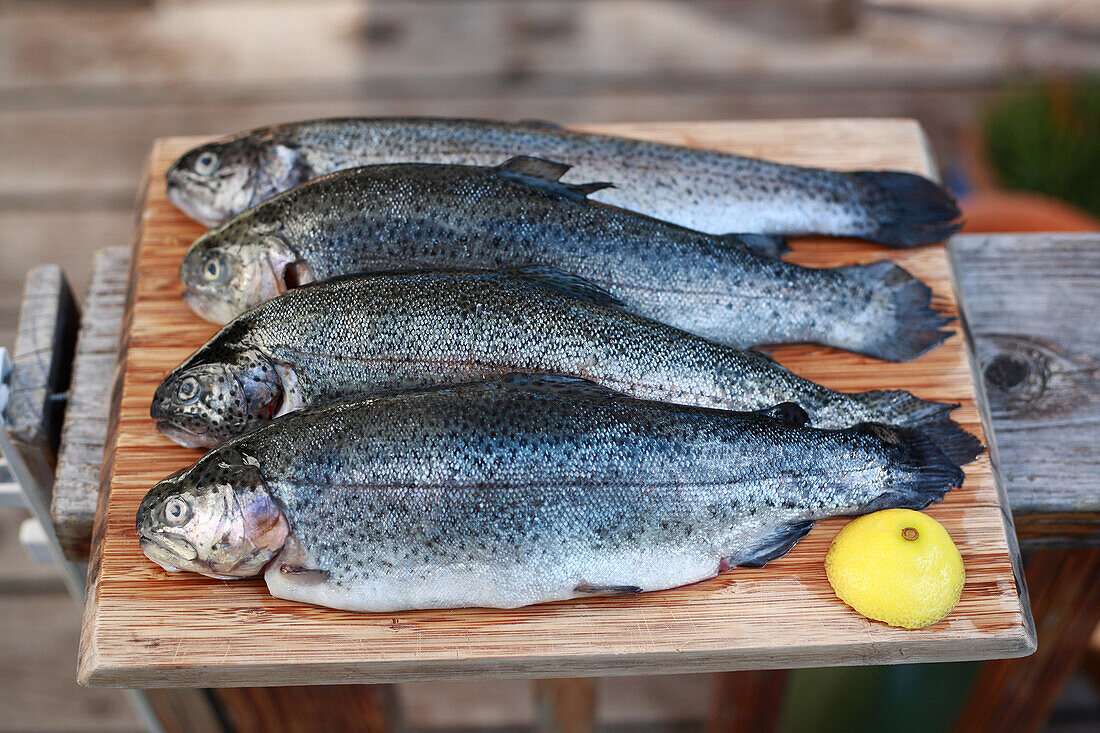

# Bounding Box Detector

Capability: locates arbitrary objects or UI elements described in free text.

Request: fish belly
[264,539,725,613]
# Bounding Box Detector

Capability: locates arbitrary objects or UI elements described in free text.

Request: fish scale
[136,376,965,612]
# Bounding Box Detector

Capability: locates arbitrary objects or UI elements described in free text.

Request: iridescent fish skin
[179,160,952,361]
[166,117,960,248]
[137,376,965,613]
[153,269,978,467]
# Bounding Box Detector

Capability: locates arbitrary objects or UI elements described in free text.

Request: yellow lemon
[825,509,964,629]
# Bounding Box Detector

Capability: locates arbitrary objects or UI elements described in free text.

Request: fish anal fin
[730,521,815,569]
[574,583,643,596]
[511,266,624,308]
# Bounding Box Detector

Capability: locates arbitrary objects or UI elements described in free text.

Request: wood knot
[977,335,1098,419]
[984,353,1032,392]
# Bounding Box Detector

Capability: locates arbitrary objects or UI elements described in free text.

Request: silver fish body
[166,117,960,248]
[152,269,978,466]
[180,160,951,361]
[136,376,964,613]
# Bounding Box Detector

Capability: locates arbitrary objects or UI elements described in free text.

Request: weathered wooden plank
[953,548,1100,733]
[80,122,1031,689]
[5,266,77,451]
[0,88,984,207]
[949,234,1100,548]
[4,265,79,515]
[4,1,1096,104]
[53,247,130,560]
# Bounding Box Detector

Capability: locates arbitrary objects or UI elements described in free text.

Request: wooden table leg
[210,685,389,733]
[706,670,787,733]
[535,678,596,733]
[953,547,1100,732]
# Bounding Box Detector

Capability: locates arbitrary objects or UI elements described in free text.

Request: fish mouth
[138,538,185,573]
[181,287,238,325]
[156,419,218,449]
[139,533,198,565]
[166,176,227,227]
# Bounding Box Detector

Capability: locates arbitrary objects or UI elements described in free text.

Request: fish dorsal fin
[721,233,789,259]
[753,402,810,428]
[728,521,815,569]
[501,373,624,401]
[497,156,614,201]
[510,266,624,308]
[499,155,571,181]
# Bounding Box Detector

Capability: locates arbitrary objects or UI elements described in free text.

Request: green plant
[983,79,1100,218]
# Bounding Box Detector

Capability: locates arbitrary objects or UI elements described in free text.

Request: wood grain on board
[79,120,1033,689]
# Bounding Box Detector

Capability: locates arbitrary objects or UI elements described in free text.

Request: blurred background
[1,1,1098,731]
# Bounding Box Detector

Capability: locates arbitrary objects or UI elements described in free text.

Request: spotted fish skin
[166,117,960,248]
[152,269,978,466]
[180,161,952,361]
[136,376,964,613]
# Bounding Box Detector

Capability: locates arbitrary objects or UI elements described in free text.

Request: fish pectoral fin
[497,156,614,201]
[276,563,330,586]
[730,520,815,569]
[753,402,810,428]
[574,583,643,596]
[510,266,624,308]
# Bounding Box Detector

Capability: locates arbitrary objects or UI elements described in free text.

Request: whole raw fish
[152,269,978,466]
[179,159,952,361]
[136,375,965,613]
[166,117,960,248]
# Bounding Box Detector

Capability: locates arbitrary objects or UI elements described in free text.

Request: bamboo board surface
[79,119,1034,688]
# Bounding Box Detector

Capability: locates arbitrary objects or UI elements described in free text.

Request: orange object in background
[960,190,1100,233]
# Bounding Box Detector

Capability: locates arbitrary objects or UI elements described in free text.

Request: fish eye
[176,376,201,404]
[163,497,191,526]
[194,151,220,176]
[202,255,224,281]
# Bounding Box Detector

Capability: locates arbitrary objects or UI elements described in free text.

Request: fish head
[136,449,288,579]
[152,348,285,448]
[166,134,308,226]
[180,226,307,323]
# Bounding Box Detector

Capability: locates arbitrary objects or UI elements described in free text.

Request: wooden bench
[9,232,1098,729]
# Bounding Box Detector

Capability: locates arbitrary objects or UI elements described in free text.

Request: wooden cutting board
[79,119,1034,688]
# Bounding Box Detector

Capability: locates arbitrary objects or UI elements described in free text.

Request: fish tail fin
[846,389,983,466]
[853,423,966,513]
[836,261,955,361]
[851,171,962,247]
